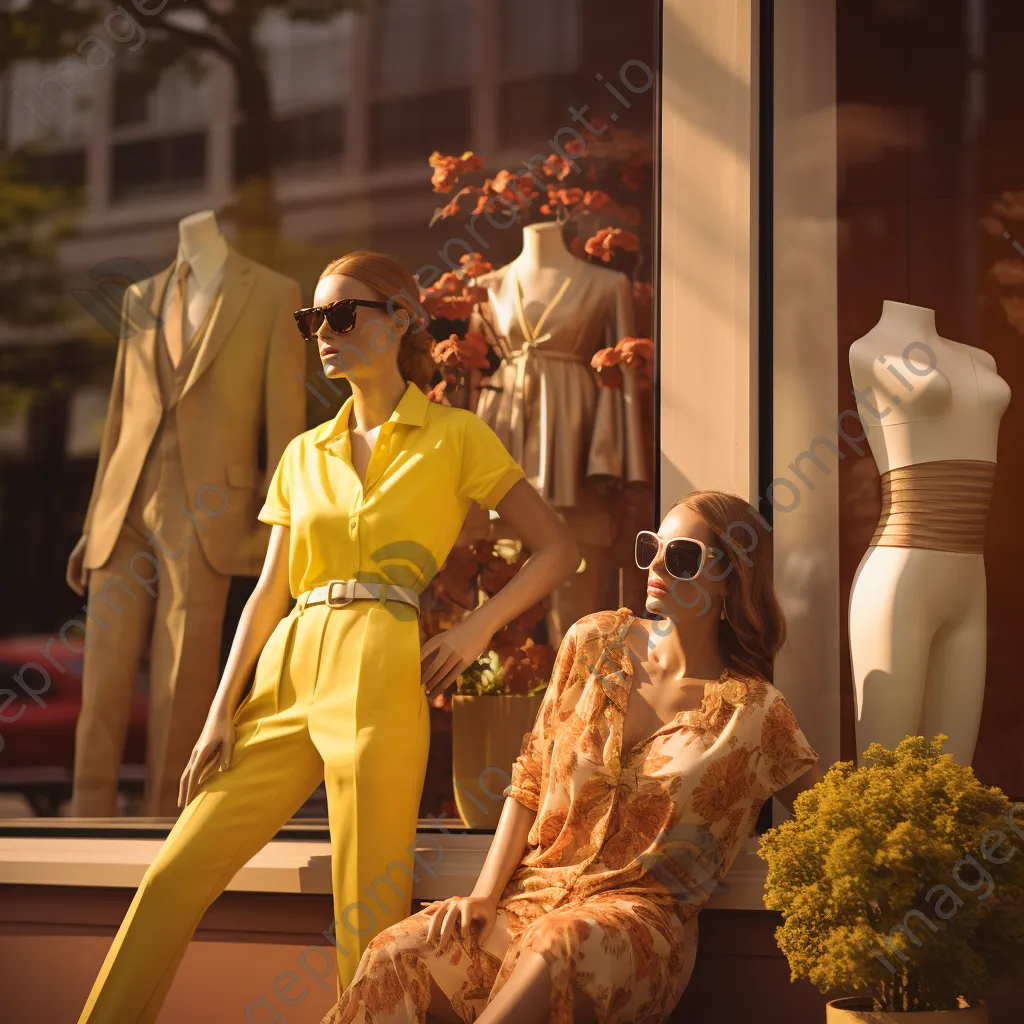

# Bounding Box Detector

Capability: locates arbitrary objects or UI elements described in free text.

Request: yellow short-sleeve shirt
[259,381,526,597]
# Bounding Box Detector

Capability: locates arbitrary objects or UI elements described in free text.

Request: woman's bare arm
[208,524,292,719]
[179,526,293,805]
[421,479,580,695]
[468,478,580,638]
[470,797,537,904]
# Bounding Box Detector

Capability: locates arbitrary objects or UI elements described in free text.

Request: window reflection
[0,0,658,825]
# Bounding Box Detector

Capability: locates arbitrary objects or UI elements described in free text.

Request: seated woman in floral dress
[323,490,822,1024]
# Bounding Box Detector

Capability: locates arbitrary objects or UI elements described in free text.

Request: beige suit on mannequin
[69,214,305,817]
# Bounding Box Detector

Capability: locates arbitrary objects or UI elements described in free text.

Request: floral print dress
[323,607,818,1024]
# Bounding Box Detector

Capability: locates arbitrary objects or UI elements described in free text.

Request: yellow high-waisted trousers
[78,593,429,1024]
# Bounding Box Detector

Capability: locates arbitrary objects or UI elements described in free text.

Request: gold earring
[720,596,727,621]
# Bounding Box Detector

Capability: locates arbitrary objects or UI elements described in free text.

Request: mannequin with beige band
[848,300,1011,766]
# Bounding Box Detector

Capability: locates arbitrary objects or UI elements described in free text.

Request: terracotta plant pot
[826,997,988,1023]
[452,693,543,829]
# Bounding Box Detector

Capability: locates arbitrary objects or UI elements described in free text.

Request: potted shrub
[758,734,1024,1022]
[419,537,555,829]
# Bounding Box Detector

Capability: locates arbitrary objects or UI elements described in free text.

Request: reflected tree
[0,0,365,233]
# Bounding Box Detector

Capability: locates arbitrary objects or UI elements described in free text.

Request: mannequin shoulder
[476,265,509,291]
[963,342,999,374]
[849,331,940,381]
[575,260,633,307]
[576,258,630,288]
[848,330,895,368]
[125,269,165,304]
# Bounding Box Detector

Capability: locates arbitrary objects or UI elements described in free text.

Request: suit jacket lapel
[180,247,256,400]
[133,264,173,410]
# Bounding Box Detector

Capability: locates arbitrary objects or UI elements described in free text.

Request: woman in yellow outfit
[77,251,581,1024]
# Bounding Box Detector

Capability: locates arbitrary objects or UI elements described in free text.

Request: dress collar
[173,238,228,294]
[599,609,751,718]
[312,381,429,453]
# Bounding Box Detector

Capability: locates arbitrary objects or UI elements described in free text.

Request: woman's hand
[178,704,236,809]
[420,616,494,698]
[424,895,498,952]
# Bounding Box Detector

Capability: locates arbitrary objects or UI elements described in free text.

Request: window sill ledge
[0,832,770,911]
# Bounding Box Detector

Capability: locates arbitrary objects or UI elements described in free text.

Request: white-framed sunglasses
[634,530,725,581]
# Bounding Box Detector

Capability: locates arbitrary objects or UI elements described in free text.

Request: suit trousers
[77,597,431,1024]
[71,454,231,818]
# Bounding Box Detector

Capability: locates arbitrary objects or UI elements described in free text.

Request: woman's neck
[639,612,728,684]
[517,222,575,269]
[876,300,940,345]
[349,370,407,433]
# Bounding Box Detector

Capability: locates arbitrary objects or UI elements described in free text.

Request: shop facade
[1,1,1023,1020]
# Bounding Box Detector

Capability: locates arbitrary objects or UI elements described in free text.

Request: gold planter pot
[452,693,543,829]
[826,998,988,1023]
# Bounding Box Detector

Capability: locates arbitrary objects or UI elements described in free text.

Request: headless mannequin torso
[848,300,1011,765]
[476,221,640,644]
[510,220,580,320]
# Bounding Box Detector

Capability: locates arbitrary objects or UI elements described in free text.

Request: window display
[0,1,659,826]
[833,0,1024,795]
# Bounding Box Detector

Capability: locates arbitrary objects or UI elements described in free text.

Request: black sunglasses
[634,530,724,581]
[293,298,392,341]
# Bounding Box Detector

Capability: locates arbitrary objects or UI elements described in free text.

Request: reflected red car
[0,635,148,816]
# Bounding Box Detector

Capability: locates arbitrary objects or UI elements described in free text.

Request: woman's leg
[77,696,323,1023]
[474,951,596,1024]
[481,900,697,1024]
[321,710,431,987]
[313,604,434,988]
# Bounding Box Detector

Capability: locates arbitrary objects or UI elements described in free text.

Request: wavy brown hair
[319,251,436,393]
[674,490,786,682]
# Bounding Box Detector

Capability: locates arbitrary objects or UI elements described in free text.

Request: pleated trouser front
[77,595,430,1024]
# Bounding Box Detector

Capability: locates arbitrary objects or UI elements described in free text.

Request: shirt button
[349,519,357,536]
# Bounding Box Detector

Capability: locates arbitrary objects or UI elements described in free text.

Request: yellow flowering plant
[758,734,1024,1013]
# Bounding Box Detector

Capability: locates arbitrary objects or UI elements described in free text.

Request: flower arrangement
[426,122,651,261]
[590,335,654,391]
[758,734,1024,1014]
[419,537,555,708]
[420,125,656,402]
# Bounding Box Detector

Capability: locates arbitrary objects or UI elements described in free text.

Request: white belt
[301,579,420,612]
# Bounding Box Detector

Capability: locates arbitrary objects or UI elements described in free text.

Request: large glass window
[772,0,1024,801]
[0,0,659,831]
[834,0,1023,796]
